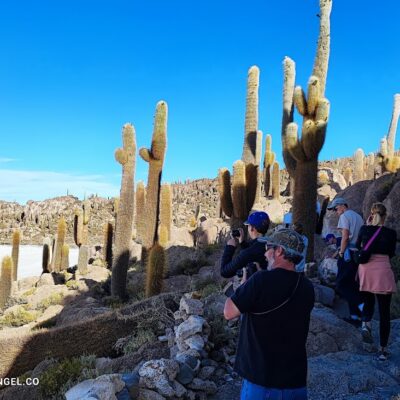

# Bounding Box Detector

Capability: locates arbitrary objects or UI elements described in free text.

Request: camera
[231,229,241,238]
[236,262,258,279]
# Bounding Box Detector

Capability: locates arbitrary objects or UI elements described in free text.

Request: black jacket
[220,239,269,278]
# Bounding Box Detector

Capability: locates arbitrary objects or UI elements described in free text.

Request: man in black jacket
[220,211,270,278]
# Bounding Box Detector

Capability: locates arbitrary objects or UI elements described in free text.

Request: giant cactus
[0,256,13,309]
[218,66,262,227]
[281,0,332,260]
[139,101,167,253]
[111,123,136,299]
[159,184,172,244]
[353,148,365,183]
[11,230,20,281]
[135,182,146,244]
[145,243,166,297]
[52,217,67,272]
[271,162,280,200]
[103,221,113,269]
[74,200,91,246]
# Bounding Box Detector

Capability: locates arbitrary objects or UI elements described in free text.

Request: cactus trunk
[11,230,20,281]
[0,256,13,309]
[145,243,166,297]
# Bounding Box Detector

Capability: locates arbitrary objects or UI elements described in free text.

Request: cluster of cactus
[218,66,262,228]
[111,123,136,299]
[281,0,332,260]
[137,101,170,298]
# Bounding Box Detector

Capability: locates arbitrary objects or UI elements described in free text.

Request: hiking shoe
[377,350,389,361]
[342,317,361,328]
[361,326,373,344]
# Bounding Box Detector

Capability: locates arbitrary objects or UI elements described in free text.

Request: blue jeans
[241,379,307,400]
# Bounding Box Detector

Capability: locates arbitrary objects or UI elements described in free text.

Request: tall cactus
[61,244,69,271]
[159,184,172,243]
[218,66,262,227]
[271,162,280,200]
[145,243,166,297]
[135,182,146,244]
[53,217,67,272]
[343,166,353,186]
[0,256,13,309]
[263,134,276,197]
[353,148,365,183]
[74,200,91,246]
[281,0,332,260]
[365,153,375,180]
[103,221,113,269]
[42,237,52,273]
[11,230,20,281]
[139,101,167,254]
[111,123,136,300]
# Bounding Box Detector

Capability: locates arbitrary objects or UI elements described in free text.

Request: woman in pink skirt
[356,202,397,361]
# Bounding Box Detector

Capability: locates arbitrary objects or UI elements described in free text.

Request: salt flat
[0,245,79,279]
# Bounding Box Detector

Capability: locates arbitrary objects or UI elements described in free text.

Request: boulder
[180,297,204,316]
[383,179,400,239]
[163,275,191,293]
[175,316,206,341]
[170,226,194,247]
[318,258,338,286]
[65,374,125,400]
[313,283,335,307]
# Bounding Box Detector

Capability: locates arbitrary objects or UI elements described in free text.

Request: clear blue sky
[0,0,399,203]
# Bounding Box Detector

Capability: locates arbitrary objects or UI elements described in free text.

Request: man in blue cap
[220,211,270,278]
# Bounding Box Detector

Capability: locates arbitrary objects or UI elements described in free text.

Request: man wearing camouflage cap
[224,229,315,400]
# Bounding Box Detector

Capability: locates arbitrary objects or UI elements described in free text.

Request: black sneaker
[342,317,361,328]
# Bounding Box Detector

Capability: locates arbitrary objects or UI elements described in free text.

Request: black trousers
[361,291,392,348]
[336,257,362,317]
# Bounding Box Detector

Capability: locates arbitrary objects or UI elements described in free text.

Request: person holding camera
[220,211,270,279]
[224,229,315,400]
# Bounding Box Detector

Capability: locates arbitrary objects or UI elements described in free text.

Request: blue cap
[244,211,270,232]
[325,233,336,242]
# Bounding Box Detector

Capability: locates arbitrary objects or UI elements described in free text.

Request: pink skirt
[358,254,397,294]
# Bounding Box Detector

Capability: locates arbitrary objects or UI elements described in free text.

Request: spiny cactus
[61,244,69,271]
[53,217,67,272]
[73,209,83,247]
[365,153,375,180]
[11,230,20,281]
[42,237,52,273]
[145,242,166,297]
[281,0,332,261]
[135,182,146,244]
[74,200,91,246]
[159,184,172,243]
[139,101,167,254]
[103,221,113,269]
[263,134,276,197]
[271,162,280,200]
[353,148,365,183]
[343,166,353,186]
[0,256,13,309]
[317,170,329,186]
[111,123,136,300]
[78,245,89,275]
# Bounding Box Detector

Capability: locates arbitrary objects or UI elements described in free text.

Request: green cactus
[145,243,166,297]
[11,230,20,281]
[135,182,146,245]
[139,101,167,254]
[281,0,332,261]
[0,256,13,309]
[52,217,67,272]
[271,162,280,200]
[111,123,136,300]
[160,184,172,243]
[42,237,52,273]
[353,148,365,183]
[263,134,276,197]
[61,244,69,271]
[103,222,113,269]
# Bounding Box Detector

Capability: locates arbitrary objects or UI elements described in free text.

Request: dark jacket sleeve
[220,241,267,278]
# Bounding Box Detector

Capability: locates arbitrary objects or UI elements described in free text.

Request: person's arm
[339,228,349,257]
[224,297,241,320]
[220,243,255,278]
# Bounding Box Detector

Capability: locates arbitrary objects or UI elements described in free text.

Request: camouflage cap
[258,228,305,257]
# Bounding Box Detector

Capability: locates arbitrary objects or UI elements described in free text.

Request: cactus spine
[263,134,275,197]
[103,222,113,269]
[11,230,20,281]
[111,123,136,300]
[281,0,332,261]
[0,256,13,309]
[271,162,280,200]
[353,148,365,183]
[53,217,67,272]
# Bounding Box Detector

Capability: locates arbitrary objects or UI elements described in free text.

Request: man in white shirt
[327,197,364,326]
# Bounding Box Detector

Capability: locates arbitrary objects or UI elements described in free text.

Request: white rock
[175,315,206,341]
[179,297,204,316]
[184,335,205,351]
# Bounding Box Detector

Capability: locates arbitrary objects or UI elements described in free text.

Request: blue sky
[0,0,399,203]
